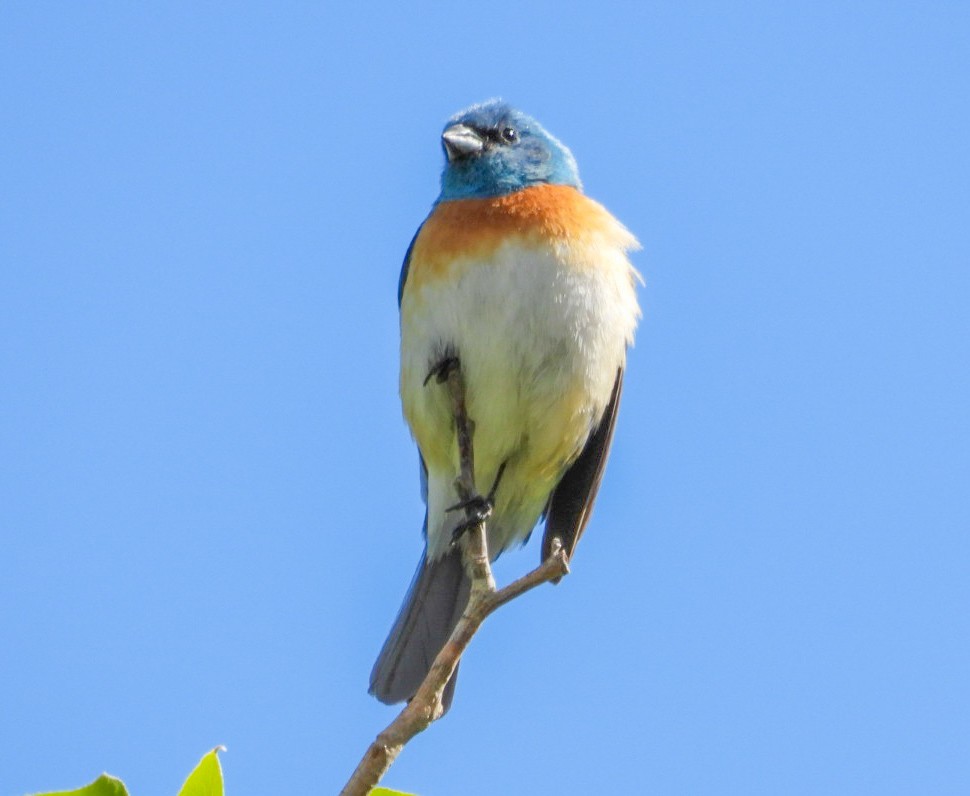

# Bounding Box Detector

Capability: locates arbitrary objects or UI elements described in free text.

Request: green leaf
[32,774,129,796]
[370,789,417,796]
[177,746,226,796]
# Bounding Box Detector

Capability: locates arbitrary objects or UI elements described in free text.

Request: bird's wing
[397,223,424,307]
[400,224,432,519]
[542,368,624,562]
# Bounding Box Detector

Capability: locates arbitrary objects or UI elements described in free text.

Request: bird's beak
[442,124,485,162]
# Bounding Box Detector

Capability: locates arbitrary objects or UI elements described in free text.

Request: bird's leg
[447,497,492,542]
[486,460,508,503]
[447,461,507,544]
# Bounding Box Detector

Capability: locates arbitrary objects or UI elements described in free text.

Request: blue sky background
[2,3,968,795]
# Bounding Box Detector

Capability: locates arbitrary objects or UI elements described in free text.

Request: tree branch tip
[555,554,570,578]
[545,538,571,576]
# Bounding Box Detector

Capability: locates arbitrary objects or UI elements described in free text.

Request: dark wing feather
[398,224,424,307]
[542,368,624,563]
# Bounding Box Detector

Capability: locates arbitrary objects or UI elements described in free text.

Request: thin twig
[447,366,476,496]
[445,366,494,591]
[339,367,570,796]
[340,544,569,796]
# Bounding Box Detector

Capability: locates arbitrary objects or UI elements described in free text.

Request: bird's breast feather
[403,184,638,296]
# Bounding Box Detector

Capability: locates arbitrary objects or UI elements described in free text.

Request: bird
[369,100,641,711]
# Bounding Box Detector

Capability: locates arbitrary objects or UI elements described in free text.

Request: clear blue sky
[2,3,968,794]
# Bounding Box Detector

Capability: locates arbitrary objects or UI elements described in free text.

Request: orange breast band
[405,184,621,290]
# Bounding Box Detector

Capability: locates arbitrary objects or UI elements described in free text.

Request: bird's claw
[424,356,461,386]
[447,461,507,545]
[447,494,493,544]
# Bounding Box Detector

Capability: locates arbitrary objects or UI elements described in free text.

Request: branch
[445,366,494,592]
[340,367,570,796]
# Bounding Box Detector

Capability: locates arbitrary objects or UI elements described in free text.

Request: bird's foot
[447,494,493,544]
[447,461,508,544]
[424,355,461,386]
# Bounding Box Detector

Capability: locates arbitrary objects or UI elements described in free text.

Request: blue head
[437,100,581,201]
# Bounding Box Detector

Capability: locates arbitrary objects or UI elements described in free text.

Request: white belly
[400,239,639,559]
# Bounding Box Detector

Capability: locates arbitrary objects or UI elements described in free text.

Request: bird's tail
[369,546,469,712]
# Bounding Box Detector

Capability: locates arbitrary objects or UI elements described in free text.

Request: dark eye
[501,126,518,143]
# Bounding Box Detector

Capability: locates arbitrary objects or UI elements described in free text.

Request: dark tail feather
[369,547,469,712]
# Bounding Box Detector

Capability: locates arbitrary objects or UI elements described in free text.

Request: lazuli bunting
[370,100,641,711]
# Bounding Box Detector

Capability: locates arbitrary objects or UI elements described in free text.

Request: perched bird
[370,100,641,711]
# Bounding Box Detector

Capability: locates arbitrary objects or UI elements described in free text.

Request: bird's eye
[501,126,518,143]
